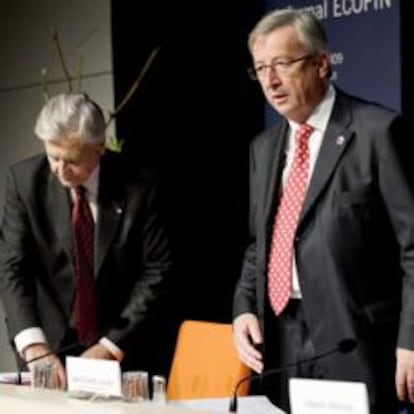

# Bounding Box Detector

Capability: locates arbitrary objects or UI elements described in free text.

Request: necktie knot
[75,185,86,198]
[296,123,313,143]
[72,186,90,225]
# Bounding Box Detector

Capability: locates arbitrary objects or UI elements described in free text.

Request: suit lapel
[46,173,73,258]
[264,122,289,231]
[298,92,354,230]
[95,156,125,277]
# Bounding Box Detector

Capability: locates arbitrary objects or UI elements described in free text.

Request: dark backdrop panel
[111,1,263,329]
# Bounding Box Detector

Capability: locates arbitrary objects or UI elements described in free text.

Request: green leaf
[105,136,124,153]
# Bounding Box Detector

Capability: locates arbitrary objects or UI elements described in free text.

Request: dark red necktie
[268,124,313,315]
[72,186,98,344]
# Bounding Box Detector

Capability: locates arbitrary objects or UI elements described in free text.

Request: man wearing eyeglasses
[232,8,414,414]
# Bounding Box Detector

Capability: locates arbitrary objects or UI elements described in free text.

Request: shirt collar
[80,165,100,198]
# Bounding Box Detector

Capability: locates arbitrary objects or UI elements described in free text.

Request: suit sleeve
[378,116,414,349]
[104,175,173,351]
[233,142,260,319]
[0,167,41,339]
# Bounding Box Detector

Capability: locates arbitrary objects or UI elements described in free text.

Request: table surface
[0,384,220,414]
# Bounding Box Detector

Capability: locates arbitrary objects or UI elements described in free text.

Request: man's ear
[318,52,331,79]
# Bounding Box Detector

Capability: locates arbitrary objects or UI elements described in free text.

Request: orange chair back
[167,320,250,400]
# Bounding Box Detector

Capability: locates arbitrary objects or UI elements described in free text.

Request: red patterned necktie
[72,186,98,343]
[268,124,313,315]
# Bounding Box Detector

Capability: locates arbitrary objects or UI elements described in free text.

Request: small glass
[32,362,59,390]
[122,371,149,402]
[152,374,167,404]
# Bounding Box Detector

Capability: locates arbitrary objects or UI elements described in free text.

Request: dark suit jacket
[233,89,414,408]
[0,150,172,364]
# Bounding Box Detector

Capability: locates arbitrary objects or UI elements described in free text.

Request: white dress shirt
[282,85,336,298]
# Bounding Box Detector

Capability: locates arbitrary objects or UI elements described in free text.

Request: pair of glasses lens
[247,54,312,80]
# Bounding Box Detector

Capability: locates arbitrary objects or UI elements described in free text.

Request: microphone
[16,317,130,385]
[228,338,357,413]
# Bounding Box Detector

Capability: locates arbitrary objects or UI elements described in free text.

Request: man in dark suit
[232,8,414,414]
[0,93,172,388]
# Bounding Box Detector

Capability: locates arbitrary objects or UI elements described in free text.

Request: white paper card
[289,378,369,414]
[66,356,122,397]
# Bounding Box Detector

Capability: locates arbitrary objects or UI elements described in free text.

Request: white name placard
[289,378,369,414]
[66,356,122,397]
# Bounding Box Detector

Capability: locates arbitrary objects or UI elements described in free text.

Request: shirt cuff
[99,337,125,362]
[14,327,47,354]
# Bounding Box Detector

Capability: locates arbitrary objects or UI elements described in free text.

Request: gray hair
[34,93,106,144]
[248,8,328,56]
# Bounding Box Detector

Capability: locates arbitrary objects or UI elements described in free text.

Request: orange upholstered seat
[167,320,251,400]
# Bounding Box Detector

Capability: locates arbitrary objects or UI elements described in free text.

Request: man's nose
[265,69,282,88]
[54,160,68,174]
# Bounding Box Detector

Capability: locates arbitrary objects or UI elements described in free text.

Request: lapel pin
[115,206,123,215]
[336,135,345,146]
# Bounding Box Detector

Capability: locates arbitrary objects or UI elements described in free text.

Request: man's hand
[80,343,115,360]
[233,313,263,373]
[23,343,66,390]
[396,348,414,403]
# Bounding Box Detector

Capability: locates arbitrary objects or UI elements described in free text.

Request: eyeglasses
[247,54,313,81]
